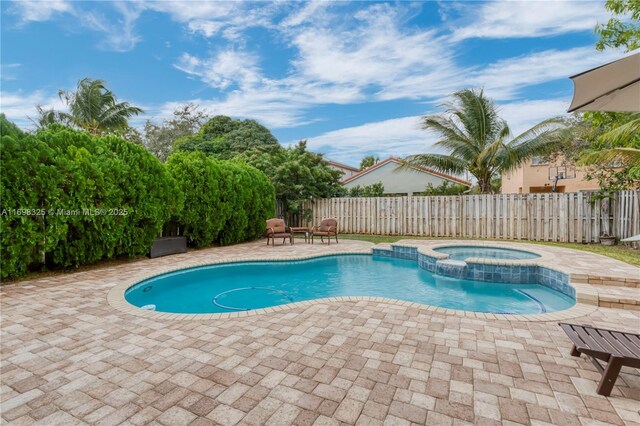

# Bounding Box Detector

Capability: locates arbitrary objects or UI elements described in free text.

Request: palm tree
[403,89,567,193]
[56,78,143,136]
[579,113,640,166]
[33,105,70,129]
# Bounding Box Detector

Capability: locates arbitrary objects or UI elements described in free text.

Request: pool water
[125,255,573,315]
[434,246,540,261]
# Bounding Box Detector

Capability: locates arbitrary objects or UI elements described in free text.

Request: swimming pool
[125,255,574,315]
[433,246,541,261]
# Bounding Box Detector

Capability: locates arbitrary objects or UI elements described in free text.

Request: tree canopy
[172,115,343,221]
[236,141,343,222]
[143,104,209,162]
[359,155,379,170]
[596,0,640,52]
[173,115,279,159]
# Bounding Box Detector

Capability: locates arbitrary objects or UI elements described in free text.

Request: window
[530,156,548,166]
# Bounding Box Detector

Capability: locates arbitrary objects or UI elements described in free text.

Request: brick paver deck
[2,239,639,425]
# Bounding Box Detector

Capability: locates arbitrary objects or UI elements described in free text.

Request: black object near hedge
[149,236,187,258]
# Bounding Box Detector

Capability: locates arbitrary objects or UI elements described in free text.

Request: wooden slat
[573,325,607,353]
[588,329,630,357]
[610,331,640,357]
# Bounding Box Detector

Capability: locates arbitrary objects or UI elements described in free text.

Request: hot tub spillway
[435,259,468,278]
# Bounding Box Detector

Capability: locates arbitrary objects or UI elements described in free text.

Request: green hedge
[165,152,231,247]
[1,116,275,280]
[165,152,274,247]
[1,121,182,279]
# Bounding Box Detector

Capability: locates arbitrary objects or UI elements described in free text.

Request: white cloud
[303,116,432,164]
[158,96,308,130]
[499,98,571,135]
[290,3,454,92]
[170,3,460,128]
[187,20,225,37]
[450,0,607,41]
[147,1,281,41]
[9,0,143,51]
[0,90,66,128]
[1,64,21,81]
[10,0,73,22]
[82,2,143,52]
[144,1,239,23]
[174,50,263,90]
[470,47,621,100]
[280,1,331,28]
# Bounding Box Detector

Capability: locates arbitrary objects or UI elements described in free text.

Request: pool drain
[143,286,153,293]
[212,287,294,311]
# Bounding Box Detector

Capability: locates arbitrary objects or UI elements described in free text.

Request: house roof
[326,160,359,172]
[340,157,472,187]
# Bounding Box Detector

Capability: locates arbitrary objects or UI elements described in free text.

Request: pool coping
[413,242,551,265]
[106,245,599,322]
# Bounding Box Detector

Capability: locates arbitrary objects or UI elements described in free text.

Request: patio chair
[266,218,293,247]
[311,218,338,245]
[559,323,640,396]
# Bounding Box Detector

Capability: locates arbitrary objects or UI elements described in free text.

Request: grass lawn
[340,234,640,267]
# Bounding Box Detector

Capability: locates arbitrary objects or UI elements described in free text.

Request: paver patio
[1,239,639,425]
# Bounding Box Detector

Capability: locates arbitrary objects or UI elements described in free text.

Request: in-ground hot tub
[433,245,541,261]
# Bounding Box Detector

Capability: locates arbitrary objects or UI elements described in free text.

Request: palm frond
[597,115,640,147]
[580,147,640,166]
[399,154,467,175]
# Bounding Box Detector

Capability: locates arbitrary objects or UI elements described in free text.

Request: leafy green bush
[242,163,276,240]
[165,152,274,247]
[419,181,468,196]
[347,182,385,197]
[1,119,181,279]
[1,124,55,278]
[165,152,231,247]
[218,161,275,245]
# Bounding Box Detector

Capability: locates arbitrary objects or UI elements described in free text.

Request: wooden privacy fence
[294,191,639,243]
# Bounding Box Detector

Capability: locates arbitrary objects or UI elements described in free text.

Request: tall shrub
[217,162,248,246]
[102,136,183,255]
[218,161,275,245]
[243,164,276,240]
[1,123,62,278]
[0,121,181,278]
[165,152,232,247]
[165,152,275,247]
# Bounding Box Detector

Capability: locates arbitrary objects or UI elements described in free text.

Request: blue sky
[1,0,620,166]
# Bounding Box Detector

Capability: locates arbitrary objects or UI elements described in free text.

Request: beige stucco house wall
[502,157,600,193]
[342,158,471,195]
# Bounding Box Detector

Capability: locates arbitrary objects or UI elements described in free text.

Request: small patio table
[290,227,311,244]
